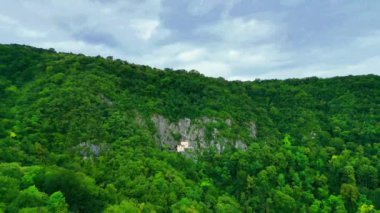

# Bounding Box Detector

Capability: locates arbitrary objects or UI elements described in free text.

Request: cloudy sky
[1,0,379,80]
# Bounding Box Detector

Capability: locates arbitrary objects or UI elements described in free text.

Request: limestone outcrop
[151,115,256,153]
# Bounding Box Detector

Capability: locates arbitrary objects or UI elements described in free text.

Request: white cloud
[197,17,278,45]
[177,49,205,62]
[131,19,160,40]
[128,40,292,80]
[342,56,380,75]
[356,31,380,48]
[16,28,46,39]
[0,0,378,80]
[35,40,111,55]
[0,0,168,54]
[0,13,46,39]
[182,61,231,77]
[0,14,17,25]
[246,55,380,80]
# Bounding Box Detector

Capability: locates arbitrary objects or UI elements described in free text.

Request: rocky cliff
[151,115,257,153]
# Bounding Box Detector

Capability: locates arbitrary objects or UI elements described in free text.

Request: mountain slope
[0,44,379,212]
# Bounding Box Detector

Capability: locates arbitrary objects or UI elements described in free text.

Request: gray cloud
[0,0,379,80]
[73,29,119,47]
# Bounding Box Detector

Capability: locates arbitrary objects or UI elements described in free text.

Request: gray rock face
[151,115,207,150]
[235,140,248,150]
[151,115,254,154]
[78,142,102,159]
[99,93,113,106]
[249,122,257,139]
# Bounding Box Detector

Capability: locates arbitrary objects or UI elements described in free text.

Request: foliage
[0,44,379,212]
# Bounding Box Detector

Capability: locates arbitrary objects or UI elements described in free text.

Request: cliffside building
[176,140,191,152]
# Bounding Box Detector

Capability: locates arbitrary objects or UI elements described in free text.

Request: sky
[0,0,379,80]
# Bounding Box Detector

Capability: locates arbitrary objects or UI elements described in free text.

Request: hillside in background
[0,44,379,212]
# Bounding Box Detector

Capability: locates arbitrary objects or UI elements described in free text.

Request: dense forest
[0,44,379,212]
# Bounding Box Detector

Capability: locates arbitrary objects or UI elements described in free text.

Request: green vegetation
[0,44,379,212]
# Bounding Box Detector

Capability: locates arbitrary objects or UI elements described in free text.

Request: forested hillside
[0,44,379,212]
